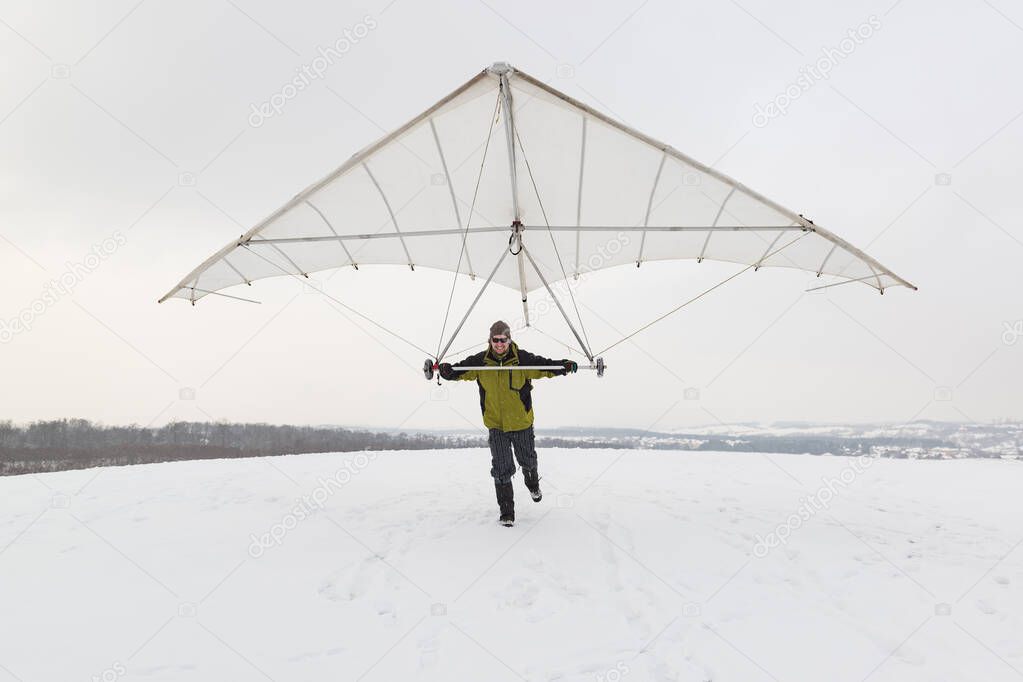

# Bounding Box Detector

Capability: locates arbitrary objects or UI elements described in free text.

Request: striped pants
[488,426,538,483]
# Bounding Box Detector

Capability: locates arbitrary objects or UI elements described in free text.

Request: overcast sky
[1,0,1020,432]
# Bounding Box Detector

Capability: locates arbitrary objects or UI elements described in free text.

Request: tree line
[0,419,484,476]
[3,418,1011,477]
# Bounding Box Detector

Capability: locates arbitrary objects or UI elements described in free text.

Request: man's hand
[438,363,457,380]
[560,359,578,375]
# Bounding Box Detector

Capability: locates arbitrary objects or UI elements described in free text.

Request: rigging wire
[594,230,811,356]
[445,339,487,359]
[512,123,593,355]
[525,324,586,358]
[240,244,434,357]
[443,323,584,363]
[230,83,812,371]
[434,90,504,360]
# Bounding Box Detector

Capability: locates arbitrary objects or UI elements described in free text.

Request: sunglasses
[491,336,509,343]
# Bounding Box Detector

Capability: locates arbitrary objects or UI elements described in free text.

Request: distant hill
[1,418,1018,476]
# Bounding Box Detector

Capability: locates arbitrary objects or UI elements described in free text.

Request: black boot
[523,468,542,502]
[495,481,515,526]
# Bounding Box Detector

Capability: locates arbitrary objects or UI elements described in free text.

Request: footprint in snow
[502,576,540,609]
[132,663,198,676]
[497,576,557,622]
[374,598,397,624]
[287,647,345,662]
[416,627,441,670]
[893,645,927,667]
[975,599,997,615]
[318,558,376,602]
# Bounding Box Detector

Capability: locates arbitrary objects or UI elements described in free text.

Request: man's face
[490,334,510,354]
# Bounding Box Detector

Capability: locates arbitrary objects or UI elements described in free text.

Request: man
[438,321,577,527]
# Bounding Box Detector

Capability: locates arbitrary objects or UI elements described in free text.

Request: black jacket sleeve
[517,348,568,376]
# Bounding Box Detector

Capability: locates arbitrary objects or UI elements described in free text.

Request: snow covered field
[2,449,1022,681]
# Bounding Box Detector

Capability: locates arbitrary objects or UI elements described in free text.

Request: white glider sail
[161,62,914,304]
[160,63,914,362]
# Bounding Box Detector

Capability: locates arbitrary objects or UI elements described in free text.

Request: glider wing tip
[898,276,919,291]
[157,286,182,304]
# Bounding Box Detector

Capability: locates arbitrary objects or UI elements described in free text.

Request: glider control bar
[423,357,606,380]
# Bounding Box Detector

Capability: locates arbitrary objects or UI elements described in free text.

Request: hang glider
[160,62,915,374]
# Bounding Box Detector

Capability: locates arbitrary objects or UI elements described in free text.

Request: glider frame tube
[240,224,806,247]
